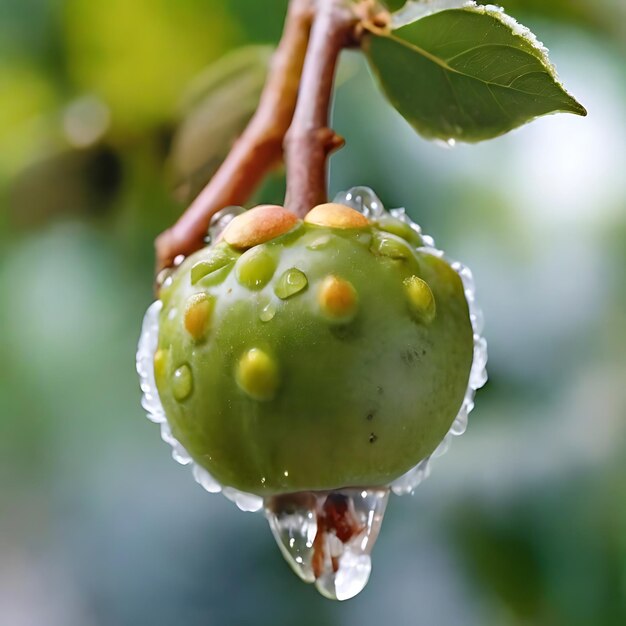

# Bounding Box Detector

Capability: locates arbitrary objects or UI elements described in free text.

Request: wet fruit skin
[155,205,473,495]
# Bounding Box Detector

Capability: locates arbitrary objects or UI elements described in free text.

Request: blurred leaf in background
[62,0,239,132]
[169,45,273,202]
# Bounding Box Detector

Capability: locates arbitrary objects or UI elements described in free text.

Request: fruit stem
[284,0,357,217]
[154,0,314,274]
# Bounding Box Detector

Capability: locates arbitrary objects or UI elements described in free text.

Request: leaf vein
[444,42,544,65]
[387,34,554,98]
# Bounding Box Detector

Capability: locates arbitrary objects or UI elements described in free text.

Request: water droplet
[470,308,485,335]
[223,487,263,512]
[156,268,174,296]
[452,261,475,293]
[136,301,166,423]
[333,186,384,218]
[432,433,451,458]
[265,493,318,582]
[470,336,488,389]
[172,364,193,401]
[160,421,192,465]
[159,274,174,302]
[421,234,436,248]
[450,405,469,436]
[391,458,432,495]
[192,464,222,494]
[434,138,457,149]
[259,300,276,322]
[207,206,245,243]
[265,489,389,600]
[274,268,308,299]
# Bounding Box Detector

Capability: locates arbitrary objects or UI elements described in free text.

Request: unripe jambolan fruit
[153,202,473,495]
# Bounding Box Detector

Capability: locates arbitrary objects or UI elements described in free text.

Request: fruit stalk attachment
[283,0,357,217]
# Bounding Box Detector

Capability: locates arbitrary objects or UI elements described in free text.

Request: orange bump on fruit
[222,205,299,249]
[305,203,370,229]
[184,293,215,340]
[318,275,359,322]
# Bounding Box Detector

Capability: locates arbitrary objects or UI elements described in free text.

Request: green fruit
[154,205,473,495]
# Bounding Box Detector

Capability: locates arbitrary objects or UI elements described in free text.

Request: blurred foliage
[62,0,238,132]
[169,45,273,202]
[0,1,625,625]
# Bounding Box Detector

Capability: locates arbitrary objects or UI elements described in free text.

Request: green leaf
[363,7,586,142]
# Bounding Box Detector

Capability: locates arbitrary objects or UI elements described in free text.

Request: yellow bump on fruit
[404,275,436,324]
[304,203,370,229]
[183,293,215,340]
[153,348,168,385]
[236,246,277,290]
[236,348,279,401]
[318,275,358,322]
[222,205,299,249]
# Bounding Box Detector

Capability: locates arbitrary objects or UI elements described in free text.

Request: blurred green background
[1,1,625,624]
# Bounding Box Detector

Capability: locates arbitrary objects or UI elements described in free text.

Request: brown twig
[284,0,358,217]
[155,0,314,273]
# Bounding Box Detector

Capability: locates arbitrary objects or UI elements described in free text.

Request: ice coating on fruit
[137,188,486,498]
[137,186,488,600]
[144,193,479,496]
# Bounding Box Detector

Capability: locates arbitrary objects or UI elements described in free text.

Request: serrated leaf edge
[466,4,586,116]
[378,5,587,118]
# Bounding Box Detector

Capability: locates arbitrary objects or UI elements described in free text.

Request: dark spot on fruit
[366,411,375,421]
[369,433,378,443]
[401,347,421,367]
[330,323,358,341]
